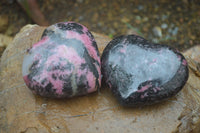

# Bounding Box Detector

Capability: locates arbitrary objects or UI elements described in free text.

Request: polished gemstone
[22,22,101,98]
[101,35,189,106]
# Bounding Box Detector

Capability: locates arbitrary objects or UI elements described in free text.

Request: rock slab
[0,25,200,133]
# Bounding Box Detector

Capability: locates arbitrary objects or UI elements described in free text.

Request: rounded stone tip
[101,35,189,106]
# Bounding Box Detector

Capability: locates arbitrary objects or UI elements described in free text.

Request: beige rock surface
[0,15,8,33]
[0,34,13,47]
[0,34,13,57]
[0,25,200,133]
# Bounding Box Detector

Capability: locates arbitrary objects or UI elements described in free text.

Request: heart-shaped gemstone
[22,22,101,98]
[101,35,189,106]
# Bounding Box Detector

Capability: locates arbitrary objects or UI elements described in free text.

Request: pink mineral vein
[23,75,30,86]
[137,84,152,93]
[149,58,157,65]
[182,59,187,66]
[47,45,86,65]
[140,95,145,99]
[33,36,49,48]
[33,69,67,95]
[120,48,126,53]
[86,70,96,93]
[49,75,63,95]
[177,55,182,61]
[77,68,87,79]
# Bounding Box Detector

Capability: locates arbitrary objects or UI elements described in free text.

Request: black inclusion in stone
[83,50,100,89]
[45,82,53,92]
[41,78,47,85]
[86,31,93,40]
[28,60,43,80]
[76,75,88,96]
[63,79,73,97]
[52,74,57,80]
[101,34,189,107]
[38,82,54,97]
[56,22,84,34]
[86,31,100,55]
[29,60,39,71]
[41,29,55,38]
[92,41,100,56]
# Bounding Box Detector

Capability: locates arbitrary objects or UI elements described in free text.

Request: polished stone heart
[101,35,189,106]
[22,22,101,98]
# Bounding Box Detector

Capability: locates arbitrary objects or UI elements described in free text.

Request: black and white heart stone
[101,35,189,106]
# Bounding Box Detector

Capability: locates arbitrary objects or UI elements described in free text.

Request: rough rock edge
[175,46,200,133]
[0,25,49,133]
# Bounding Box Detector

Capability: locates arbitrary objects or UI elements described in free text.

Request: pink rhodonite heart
[22,22,101,98]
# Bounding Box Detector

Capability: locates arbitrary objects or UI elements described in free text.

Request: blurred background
[0,0,200,57]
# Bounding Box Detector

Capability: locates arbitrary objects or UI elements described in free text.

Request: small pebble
[170,23,175,28]
[172,27,179,36]
[161,23,168,29]
[161,14,168,20]
[138,5,144,10]
[153,26,162,37]
[136,16,141,20]
[143,17,149,22]
[168,28,173,34]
